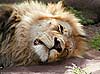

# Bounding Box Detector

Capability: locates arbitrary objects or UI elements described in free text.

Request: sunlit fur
[0,1,88,68]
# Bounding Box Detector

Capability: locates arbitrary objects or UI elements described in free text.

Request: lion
[0,1,88,68]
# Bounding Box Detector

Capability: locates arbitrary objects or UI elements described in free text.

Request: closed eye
[57,24,63,34]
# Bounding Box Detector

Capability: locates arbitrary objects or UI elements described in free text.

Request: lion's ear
[0,5,13,31]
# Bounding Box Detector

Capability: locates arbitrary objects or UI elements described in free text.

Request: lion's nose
[50,37,62,52]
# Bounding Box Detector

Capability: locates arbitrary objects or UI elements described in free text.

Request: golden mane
[0,1,88,68]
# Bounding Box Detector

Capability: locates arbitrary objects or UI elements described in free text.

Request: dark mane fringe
[0,5,21,47]
[0,5,22,67]
[0,5,13,44]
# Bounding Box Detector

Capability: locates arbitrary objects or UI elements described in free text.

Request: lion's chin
[32,45,49,63]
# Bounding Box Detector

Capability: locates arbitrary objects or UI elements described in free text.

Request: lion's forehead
[30,19,72,32]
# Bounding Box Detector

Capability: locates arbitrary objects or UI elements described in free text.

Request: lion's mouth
[50,37,62,53]
[34,37,62,53]
[33,37,63,63]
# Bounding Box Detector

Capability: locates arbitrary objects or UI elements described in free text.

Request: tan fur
[0,1,88,68]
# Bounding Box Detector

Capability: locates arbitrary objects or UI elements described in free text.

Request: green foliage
[65,63,90,74]
[66,7,94,25]
[90,33,100,50]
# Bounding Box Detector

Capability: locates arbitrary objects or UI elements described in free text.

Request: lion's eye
[57,24,63,34]
[33,39,44,45]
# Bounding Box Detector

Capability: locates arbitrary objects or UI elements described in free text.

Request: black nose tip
[51,37,62,52]
[39,59,48,64]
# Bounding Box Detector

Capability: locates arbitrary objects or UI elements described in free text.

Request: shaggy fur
[0,1,88,68]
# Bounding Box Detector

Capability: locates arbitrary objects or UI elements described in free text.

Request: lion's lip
[39,36,63,53]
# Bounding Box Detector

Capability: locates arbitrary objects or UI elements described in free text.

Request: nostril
[51,37,62,52]
[34,39,40,45]
[33,39,44,45]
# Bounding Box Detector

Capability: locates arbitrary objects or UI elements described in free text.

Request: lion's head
[0,1,88,68]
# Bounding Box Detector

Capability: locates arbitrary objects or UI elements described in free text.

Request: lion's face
[29,19,73,63]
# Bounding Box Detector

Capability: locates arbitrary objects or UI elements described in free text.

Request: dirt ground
[84,23,100,39]
[0,24,100,74]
